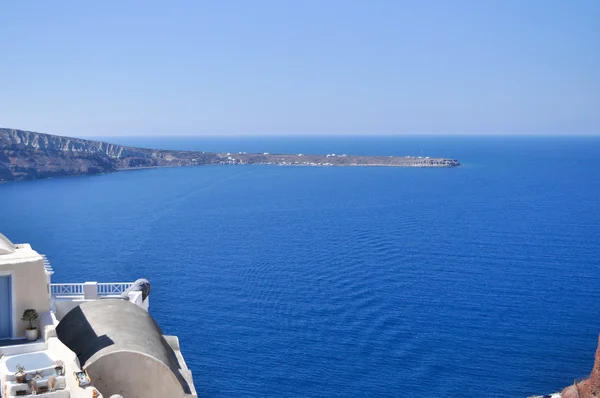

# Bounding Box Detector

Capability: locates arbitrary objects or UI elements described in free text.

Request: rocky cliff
[531,336,600,398]
[0,128,221,181]
[0,128,460,182]
[560,335,600,398]
[1,128,149,158]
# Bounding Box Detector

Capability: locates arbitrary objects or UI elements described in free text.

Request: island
[0,128,460,182]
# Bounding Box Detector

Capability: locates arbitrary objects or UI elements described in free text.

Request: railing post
[83,282,98,300]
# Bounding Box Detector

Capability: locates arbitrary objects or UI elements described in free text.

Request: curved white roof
[0,233,16,255]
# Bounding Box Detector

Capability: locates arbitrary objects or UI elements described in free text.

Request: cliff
[561,336,600,398]
[531,336,600,398]
[0,128,460,182]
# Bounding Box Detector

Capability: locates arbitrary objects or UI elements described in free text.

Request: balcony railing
[50,283,84,296]
[98,282,134,295]
[51,282,133,298]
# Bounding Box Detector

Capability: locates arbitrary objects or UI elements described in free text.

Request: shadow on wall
[55,306,114,366]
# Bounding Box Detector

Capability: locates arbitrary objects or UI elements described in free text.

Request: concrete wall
[47,337,105,398]
[0,258,50,338]
[54,291,147,321]
[85,351,193,398]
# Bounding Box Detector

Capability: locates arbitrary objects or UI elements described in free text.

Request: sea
[1,135,599,397]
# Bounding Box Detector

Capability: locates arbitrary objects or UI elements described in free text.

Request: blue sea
[1,136,600,397]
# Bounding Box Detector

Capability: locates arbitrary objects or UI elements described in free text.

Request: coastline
[1,128,460,183]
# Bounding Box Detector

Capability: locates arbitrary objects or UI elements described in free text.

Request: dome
[56,299,195,398]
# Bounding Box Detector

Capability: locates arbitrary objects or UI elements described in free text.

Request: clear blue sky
[1,0,598,136]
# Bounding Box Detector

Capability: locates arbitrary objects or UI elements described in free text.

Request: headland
[0,128,460,182]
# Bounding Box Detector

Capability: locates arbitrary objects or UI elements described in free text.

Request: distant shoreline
[1,128,460,183]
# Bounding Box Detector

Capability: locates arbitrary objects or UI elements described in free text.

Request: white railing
[50,283,84,296]
[98,282,133,295]
[50,282,133,298]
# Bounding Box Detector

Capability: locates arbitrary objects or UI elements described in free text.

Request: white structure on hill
[0,233,197,398]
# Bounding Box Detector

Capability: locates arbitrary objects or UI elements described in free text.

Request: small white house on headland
[0,233,197,398]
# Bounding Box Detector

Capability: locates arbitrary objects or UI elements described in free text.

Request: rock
[561,335,600,398]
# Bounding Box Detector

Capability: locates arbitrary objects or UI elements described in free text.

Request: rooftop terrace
[0,234,195,398]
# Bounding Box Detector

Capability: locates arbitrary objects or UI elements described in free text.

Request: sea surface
[1,136,600,397]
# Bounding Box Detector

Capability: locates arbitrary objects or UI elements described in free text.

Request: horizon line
[2,127,600,138]
[87,133,600,138]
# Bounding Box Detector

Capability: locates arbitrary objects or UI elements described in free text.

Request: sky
[0,0,599,137]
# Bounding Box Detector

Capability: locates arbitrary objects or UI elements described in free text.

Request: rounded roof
[56,299,191,395]
[0,233,16,255]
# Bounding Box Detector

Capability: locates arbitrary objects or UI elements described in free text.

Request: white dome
[0,233,16,255]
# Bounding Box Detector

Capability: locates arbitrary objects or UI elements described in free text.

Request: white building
[0,233,196,398]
